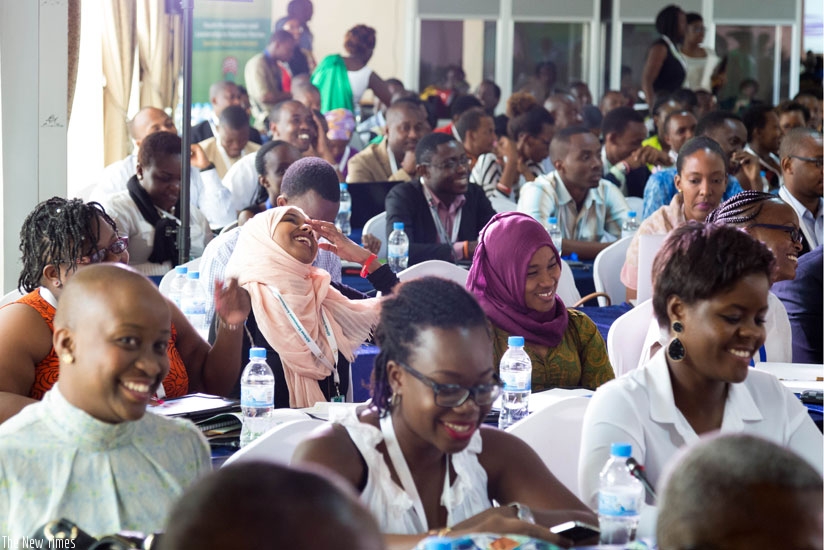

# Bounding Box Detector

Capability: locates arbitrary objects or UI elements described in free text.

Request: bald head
[129,107,177,146]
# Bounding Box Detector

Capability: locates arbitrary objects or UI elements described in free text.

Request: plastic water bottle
[621,211,639,240]
[166,265,188,309]
[335,183,352,236]
[498,336,532,430]
[548,216,563,257]
[387,222,409,273]
[598,443,645,544]
[180,271,208,340]
[240,347,275,448]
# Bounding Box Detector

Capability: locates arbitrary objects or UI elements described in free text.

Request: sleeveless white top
[347,64,373,105]
[332,407,492,535]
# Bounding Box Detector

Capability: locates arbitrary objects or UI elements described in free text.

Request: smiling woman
[579,223,823,506]
[293,277,597,547]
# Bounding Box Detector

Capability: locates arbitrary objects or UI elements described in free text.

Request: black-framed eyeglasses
[789,155,824,169]
[63,236,129,265]
[747,223,803,244]
[424,155,472,171]
[397,362,502,408]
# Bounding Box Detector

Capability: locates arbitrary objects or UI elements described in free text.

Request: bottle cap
[339,183,348,191]
[249,347,267,359]
[175,266,188,274]
[186,271,200,279]
[628,211,637,218]
[610,442,632,457]
[508,336,525,347]
[393,222,404,231]
[570,252,579,261]
[548,216,558,224]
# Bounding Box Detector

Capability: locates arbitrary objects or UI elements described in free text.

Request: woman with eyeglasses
[294,277,596,547]
[0,197,250,423]
[579,223,822,510]
[466,212,614,392]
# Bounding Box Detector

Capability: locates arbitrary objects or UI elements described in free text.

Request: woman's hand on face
[450,507,573,548]
[309,219,374,265]
[190,144,211,170]
[214,278,251,326]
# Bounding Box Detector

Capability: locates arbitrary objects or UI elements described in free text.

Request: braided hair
[18,197,117,292]
[705,190,775,226]
[371,277,488,416]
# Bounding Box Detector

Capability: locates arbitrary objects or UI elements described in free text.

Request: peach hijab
[226,206,379,407]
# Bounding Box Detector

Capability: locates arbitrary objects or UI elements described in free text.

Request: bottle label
[598,489,641,517]
[388,243,408,258]
[500,369,531,391]
[241,385,274,408]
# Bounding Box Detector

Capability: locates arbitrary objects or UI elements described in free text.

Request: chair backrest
[489,196,517,213]
[636,233,666,303]
[625,196,644,214]
[158,257,202,297]
[362,211,388,260]
[607,298,654,376]
[507,395,591,497]
[556,259,581,306]
[397,259,468,287]
[592,236,632,307]
[0,288,24,308]
[222,414,324,468]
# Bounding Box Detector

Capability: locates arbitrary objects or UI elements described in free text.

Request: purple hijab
[466,211,569,347]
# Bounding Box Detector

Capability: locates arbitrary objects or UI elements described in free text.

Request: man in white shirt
[518,126,629,260]
[777,127,823,254]
[91,106,235,229]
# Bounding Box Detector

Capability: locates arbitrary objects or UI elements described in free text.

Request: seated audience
[159,462,384,550]
[191,80,262,145]
[657,434,823,550]
[569,81,593,109]
[236,140,302,226]
[505,94,555,198]
[102,132,213,277]
[743,104,783,191]
[311,24,393,113]
[777,127,823,252]
[599,90,626,116]
[519,126,629,260]
[291,76,321,112]
[601,107,668,197]
[225,204,384,408]
[294,277,597,546]
[579,223,823,506]
[622,137,727,299]
[642,111,753,219]
[540,93,585,173]
[434,94,483,138]
[457,108,518,199]
[0,264,211,538]
[776,100,811,134]
[794,91,823,132]
[347,97,430,183]
[197,105,261,179]
[772,245,823,364]
[244,30,296,130]
[694,89,718,119]
[385,133,495,265]
[467,212,614,391]
[475,79,501,116]
[324,108,358,180]
[91,107,234,230]
[0,198,249,424]
[657,109,697,165]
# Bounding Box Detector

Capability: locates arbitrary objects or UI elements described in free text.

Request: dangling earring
[667,321,686,362]
[390,392,401,408]
[60,352,74,365]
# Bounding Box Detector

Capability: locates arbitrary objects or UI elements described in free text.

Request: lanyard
[422,184,461,247]
[268,286,341,394]
[379,414,451,532]
[337,145,351,174]
[388,143,400,174]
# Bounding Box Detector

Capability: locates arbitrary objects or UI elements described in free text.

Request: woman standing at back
[641,5,687,107]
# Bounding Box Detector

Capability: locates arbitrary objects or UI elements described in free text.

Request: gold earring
[60,352,74,365]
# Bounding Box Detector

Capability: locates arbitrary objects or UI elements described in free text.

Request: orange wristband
[360,253,378,278]
[462,241,469,259]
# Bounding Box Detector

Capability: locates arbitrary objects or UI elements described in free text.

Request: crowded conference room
[0,0,821,547]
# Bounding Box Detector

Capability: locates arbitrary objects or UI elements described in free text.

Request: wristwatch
[508,502,536,524]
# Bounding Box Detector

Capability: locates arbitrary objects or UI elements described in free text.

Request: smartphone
[550,521,600,542]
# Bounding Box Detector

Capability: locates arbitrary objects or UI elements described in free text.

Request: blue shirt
[642,167,744,220]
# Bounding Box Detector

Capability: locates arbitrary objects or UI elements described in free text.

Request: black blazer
[385,179,496,265]
[191,120,263,145]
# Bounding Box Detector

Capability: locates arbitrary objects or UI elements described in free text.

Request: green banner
[191,0,272,107]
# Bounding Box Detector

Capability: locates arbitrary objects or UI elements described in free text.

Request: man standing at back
[519,126,628,260]
[346,97,430,183]
[385,133,495,265]
[244,30,296,131]
[778,127,823,254]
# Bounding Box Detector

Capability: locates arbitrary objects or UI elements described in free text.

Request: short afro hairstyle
[415,132,456,165]
[602,106,645,137]
[695,110,743,137]
[138,131,181,167]
[742,104,777,142]
[507,106,554,141]
[280,157,340,203]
